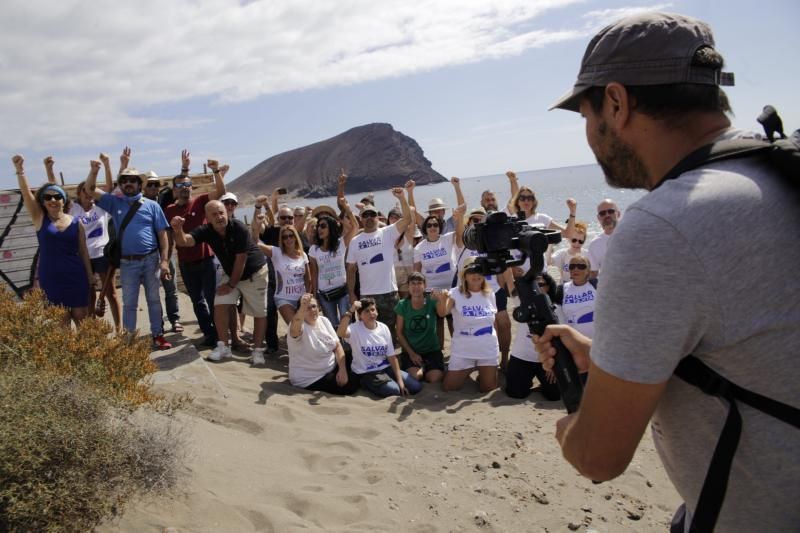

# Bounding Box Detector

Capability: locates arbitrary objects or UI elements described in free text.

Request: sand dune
[98,290,679,532]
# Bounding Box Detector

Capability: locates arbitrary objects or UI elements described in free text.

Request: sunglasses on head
[43,193,63,201]
[571,238,585,244]
[118,177,139,185]
[174,181,192,189]
[519,195,535,202]
[568,263,588,270]
[598,209,616,217]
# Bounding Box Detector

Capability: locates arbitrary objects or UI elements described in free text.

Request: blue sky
[2,0,797,190]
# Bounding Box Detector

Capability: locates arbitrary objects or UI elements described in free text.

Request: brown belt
[121,249,157,261]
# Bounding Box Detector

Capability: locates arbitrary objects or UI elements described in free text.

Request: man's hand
[506,170,517,181]
[207,159,219,172]
[391,187,404,199]
[216,284,233,296]
[43,156,54,169]
[338,170,347,186]
[99,153,110,165]
[170,216,186,231]
[120,146,131,168]
[397,378,408,397]
[89,160,101,174]
[12,155,24,173]
[336,366,349,386]
[533,324,592,374]
[159,261,171,281]
[181,149,191,170]
[255,194,269,208]
[219,164,229,178]
[450,176,460,186]
[404,179,415,191]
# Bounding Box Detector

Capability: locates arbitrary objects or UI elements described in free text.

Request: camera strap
[673,355,800,532]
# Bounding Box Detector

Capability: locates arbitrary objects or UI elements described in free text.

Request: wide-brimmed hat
[220,192,238,203]
[550,12,735,112]
[468,206,487,217]
[118,168,141,180]
[312,205,337,219]
[427,198,447,212]
[142,170,160,182]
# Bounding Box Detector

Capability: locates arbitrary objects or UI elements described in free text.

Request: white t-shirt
[550,247,581,284]
[448,288,498,360]
[287,316,339,387]
[560,281,597,338]
[510,319,537,363]
[309,243,347,291]
[587,232,611,275]
[347,320,394,374]
[69,203,110,259]
[346,224,402,295]
[272,247,308,301]
[453,245,501,292]
[394,235,414,268]
[413,233,456,290]
[507,212,552,274]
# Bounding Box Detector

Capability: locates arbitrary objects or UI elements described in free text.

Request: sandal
[95,298,106,318]
[231,342,253,354]
[171,322,184,333]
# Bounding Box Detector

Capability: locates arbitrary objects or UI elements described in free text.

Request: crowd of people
[13,148,619,400]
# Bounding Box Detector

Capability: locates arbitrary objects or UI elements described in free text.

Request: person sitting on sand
[394,272,445,384]
[287,293,359,395]
[337,298,422,398]
[435,257,499,393]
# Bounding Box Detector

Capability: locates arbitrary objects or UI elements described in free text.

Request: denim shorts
[274,296,300,309]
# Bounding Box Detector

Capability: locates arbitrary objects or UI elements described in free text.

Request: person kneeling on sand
[337,298,422,398]
[287,293,359,395]
[436,257,499,393]
[394,272,445,384]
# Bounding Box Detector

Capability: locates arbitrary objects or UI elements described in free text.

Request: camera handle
[513,273,584,413]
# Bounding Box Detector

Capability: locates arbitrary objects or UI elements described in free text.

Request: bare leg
[106,283,122,333]
[214,304,232,345]
[425,369,444,383]
[406,366,424,380]
[253,317,267,350]
[278,304,296,325]
[442,368,472,391]
[477,366,498,392]
[437,315,445,350]
[495,310,511,370]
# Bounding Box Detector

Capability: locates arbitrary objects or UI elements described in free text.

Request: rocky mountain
[228,123,447,198]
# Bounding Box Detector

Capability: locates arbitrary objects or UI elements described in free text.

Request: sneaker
[208,341,232,362]
[152,335,173,350]
[251,348,266,366]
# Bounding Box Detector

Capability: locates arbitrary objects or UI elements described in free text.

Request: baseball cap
[220,192,238,203]
[550,12,735,112]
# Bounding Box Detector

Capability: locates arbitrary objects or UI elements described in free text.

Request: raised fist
[404,179,415,190]
[99,153,110,164]
[450,176,460,185]
[566,198,577,212]
[300,293,313,307]
[351,300,362,313]
[391,187,404,199]
[11,155,24,172]
[89,160,101,173]
[219,164,230,177]
[506,170,517,180]
[43,156,54,168]
[207,159,219,171]
[170,216,185,230]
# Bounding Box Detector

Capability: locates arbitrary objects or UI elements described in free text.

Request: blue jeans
[161,255,179,324]
[179,257,217,339]
[120,252,163,337]
[317,291,349,329]
[360,369,422,398]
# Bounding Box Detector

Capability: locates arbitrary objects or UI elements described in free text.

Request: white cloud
[0,0,668,164]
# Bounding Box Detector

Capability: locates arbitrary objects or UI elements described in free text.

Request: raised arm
[290,293,311,338]
[405,179,424,227]
[170,216,197,248]
[392,187,413,234]
[119,146,131,175]
[207,158,226,201]
[431,289,453,317]
[336,170,347,212]
[12,155,42,228]
[453,203,466,248]
[43,156,57,184]
[98,153,113,193]
[85,158,104,201]
[505,171,519,213]
[270,188,280,216]
[451,177,465,210]
[340,197,359,246]
[256,242,274,257]
[403,207,417,246]
[337,300,360,339]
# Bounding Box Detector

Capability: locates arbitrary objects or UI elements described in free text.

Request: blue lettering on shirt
[461,305,493,317]
[563,291,596,305]
[421,248,448,260]
[361,345,389,358]
[358,237,382,249]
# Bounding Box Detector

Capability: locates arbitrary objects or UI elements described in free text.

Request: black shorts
[400,349,445,372]
[90,256,109,274]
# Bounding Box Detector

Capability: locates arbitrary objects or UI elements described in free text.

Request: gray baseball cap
[550,12,735,112]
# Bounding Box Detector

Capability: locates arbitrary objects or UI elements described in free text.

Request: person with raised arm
[549,217,589,283]
[172,199,268,364]
[345,186,412,344]
[13,155,92,325]
[406,177,464,234]
[85,148,172,348]
[336,298,422,398]
[258,224,310,325]
[287,293,359,395]
[435,257,499,393]
[164,152,226,348]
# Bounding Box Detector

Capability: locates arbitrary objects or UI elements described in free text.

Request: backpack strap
[674,355,800,532]
[117,198,144,245]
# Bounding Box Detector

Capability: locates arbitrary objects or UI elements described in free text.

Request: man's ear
[604,83,632,128]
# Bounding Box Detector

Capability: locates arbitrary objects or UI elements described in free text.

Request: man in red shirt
[164,150,226,347]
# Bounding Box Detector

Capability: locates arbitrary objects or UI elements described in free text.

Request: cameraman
[537,11,799,532]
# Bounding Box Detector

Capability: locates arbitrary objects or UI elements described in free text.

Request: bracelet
[569,214,575,218]
[181,167,189,172]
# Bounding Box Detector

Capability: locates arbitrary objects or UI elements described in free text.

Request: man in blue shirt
[87,163,172,349]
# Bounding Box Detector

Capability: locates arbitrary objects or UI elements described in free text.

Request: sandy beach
[99,289,680,533]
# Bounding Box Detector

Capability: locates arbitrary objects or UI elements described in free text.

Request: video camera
[462,211,584,413]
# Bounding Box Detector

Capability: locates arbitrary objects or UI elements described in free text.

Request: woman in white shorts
[434,257,499,392]
[259,225,310,324]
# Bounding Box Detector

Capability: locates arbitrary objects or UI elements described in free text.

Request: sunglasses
[279,215,294,220]
[318,224,328,229]
[174,181,192,189]
[118,177,139,184]
[145,182,160,188]
[519,195,536,202]
[43,193,63,201]
[426,223,439,228]
[362,212,377,218]
[568,263,588,270]
[223,200,238,206]
[598,209,616,217]
[282,234,295,240]
[294,213,305,218]
[469,217,483,224]
[571,238,585,244]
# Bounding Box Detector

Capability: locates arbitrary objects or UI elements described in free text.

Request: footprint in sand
[337,426,380,440]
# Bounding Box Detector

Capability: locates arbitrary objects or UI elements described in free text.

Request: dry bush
[0,366,186,532]
[0,288,188,530]
[0,288,157,406]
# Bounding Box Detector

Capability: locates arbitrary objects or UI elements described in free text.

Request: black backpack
[658,138,800,533]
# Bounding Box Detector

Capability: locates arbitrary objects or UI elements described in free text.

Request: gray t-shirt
[591,139,800,531]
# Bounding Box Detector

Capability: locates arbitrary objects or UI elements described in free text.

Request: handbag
[319,284,348,301]
[103,199,143,268]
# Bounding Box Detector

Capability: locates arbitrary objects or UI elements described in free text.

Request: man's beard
[596,121,650,190]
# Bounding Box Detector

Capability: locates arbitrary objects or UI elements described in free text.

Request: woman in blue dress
[13,155,92,325]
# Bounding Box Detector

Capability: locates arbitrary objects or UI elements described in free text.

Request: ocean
[238,163,645,246]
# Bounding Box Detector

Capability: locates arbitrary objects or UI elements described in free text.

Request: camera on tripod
[462,210,584,413]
